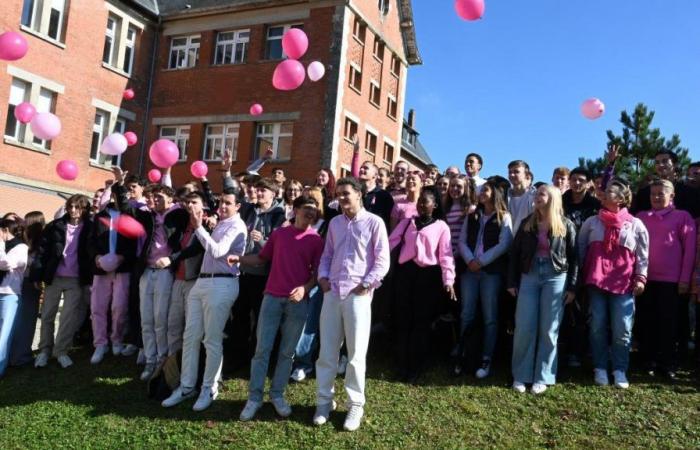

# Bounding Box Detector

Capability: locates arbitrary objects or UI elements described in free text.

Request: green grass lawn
[1,345,699,449]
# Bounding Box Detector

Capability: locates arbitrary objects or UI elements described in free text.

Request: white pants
[316,291,372,407]
[180,277,238,391]
[140,268,174,364]
[168,279,194,356]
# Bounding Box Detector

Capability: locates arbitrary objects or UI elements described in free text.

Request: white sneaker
[512,381,526,393]
[193,387,219,411]
[162,386,197,408]
[57,354,73,369]
[239,400,263,421]
[613,370,629,389]
[343,405,364,431]
[91,345,109,365]
[271,397,292,418]
[34,351,49,368]
[475,360,491,379]
[594,368,609,386]
[121,344,138,356]
[140,363,155,381]
[111,343,124,356]
[290,368,307,382]
[312,400,337,426]
[337,355,348,376]
[136,349,146,366]
[531,383,547,395]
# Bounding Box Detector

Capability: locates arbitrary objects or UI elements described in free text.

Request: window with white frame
[365,131,377,155]
[349,63,362,92]
[123,26,137,74]
[90,109,126,166]
[31,88,57,150]
[159,125,190,161]
[204,124,239,162]
[387,94,397,119]
[255,123,293,160]
[169,35,200,69]
[352,18,366,44]
[391,54,401,78]
[4,78,30,143]
[214,29,250,65]
[21,0,67,42]
[373,38,385,62]
[383,142,394,163]
[343,117,358,141]
[265,24,303,60]
[369,80,381,107]
[102,16,117,65]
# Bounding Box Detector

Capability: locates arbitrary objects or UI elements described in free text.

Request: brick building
[1,0,424,218]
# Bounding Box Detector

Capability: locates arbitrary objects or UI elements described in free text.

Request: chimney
[408,109,416,128]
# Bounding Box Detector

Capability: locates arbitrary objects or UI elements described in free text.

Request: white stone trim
[343,109,361,125]
[364,123,378,136]
[91,98,137,121]
[6,66,65,94]
[105,2,145,29]
[153,112,300,126]
[383,136,396,147]
[330,6,351,173]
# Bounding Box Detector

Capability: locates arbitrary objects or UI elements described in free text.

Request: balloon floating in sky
[56,160,78,181]
[149,139,179,168]
[190,160,208,179]
[13,102,36,124]
[147,168,162,183]
[455,0,485,21]
[30,112,62,140]
[250,103,263,116]
[0,31,28,60]
[307,61,325,82]
[282,28,309,60]
[272,59,306,91]
[581,98,605,120]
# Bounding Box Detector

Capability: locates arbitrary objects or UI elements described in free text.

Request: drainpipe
[137,15,161,175]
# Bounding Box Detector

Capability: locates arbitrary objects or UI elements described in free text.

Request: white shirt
[195,214,247,276]
[0,240,29,295]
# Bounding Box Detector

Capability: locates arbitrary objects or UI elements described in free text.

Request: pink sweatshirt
[637,207,696,284]
[389,218,456,286]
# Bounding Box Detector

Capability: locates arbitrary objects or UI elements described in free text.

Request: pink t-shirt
[55,222,83,278]
[258,225,324,298]
[536,228,550,258]
[391,201,417,223]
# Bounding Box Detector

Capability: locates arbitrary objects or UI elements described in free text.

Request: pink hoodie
[389,218,455,286]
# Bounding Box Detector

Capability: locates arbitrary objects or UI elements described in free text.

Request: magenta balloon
[14,102,36,124]
[272,59,306,91]
[0,31,29,61]
[123,89,135,100]
[149,139,179,168]
[282,28,309,60]
[124,131,138,146]
[30,112,62,141]
[454,0,485,21]
[581,98,605,120]
[56,160,78,181]
[307,61,325,82]
[250,103,264,116]
[147,169,162,183]
[190,161,209,178]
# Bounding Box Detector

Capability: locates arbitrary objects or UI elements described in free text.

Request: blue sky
[405,0,700,181]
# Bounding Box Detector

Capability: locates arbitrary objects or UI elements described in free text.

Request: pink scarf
[598,207,633,253]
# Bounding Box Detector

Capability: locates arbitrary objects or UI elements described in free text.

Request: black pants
[124,267,144,348]
[560,287,589,361]
[224,272,267,372]
[395,261,443,377]
[637,281,679,371]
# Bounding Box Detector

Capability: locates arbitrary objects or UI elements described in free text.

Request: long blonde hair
[523,184,566,238]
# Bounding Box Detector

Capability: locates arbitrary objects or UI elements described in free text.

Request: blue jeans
[293,286,323,372]
[511,259,566,385]
[460,271,501,361]
[249,294,308,402]
[0,294,20,377]
[588,287,634,372]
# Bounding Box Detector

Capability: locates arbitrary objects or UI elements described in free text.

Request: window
[349,63,362,92]
[160,125,190,161]
[102,13,141,75]
[387,94,397,119]
[204,123,239,161]
[169,35,200,69]
[32,88,57,149]
[343,117,358,141]
[391,54,401,77]
[383,142,394,163]
[265,24,303,60]
[102,16,117,65]
[378,0,390,15]
[373,38,385,62]
[214,29,250,65]
[365,131,377,155]
[352,18,366,44]
[90,109,126,166]
[369,81,381,107]
[255,123,293,160]
[21,0,67,42]
[123,26,137,74]
[4,79,29,142]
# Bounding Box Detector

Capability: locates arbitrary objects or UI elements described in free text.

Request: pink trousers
[90,272,130,347]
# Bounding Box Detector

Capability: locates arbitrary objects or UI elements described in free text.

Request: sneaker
[613,370,629,389]
[34,351,49,368]
[136,349,146,366]
[594,368,609,386]
[57,354,73,369]
[312,400,337,426]
[90,345,109,365]
[337,355,348,376]
[162,386,197,408]
[271,397,292,418]
[343,405,364,431]
[140,363,155,381]
[475,360,491,379]
[193,387,219,412]
[239,400,263,421]
[121,344,138,356]
[290,368,307,382]
[111,343,124,356]
[453,363,463,377]
[531,383,547,394]
[512,381,526,393]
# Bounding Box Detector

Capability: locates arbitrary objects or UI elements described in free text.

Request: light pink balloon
[124,131,138,146]
[98,253,121,272]
[149,139,179,168]
[0,31,29,61]
[250,103,264,116]
[307,61,325,82]
[455,0,485,21]
[56,160,78,181]
[190,161,209,178]
[100,133,128,156]
[147,169,162,183]
[272,59,306,91]
[123,89,135,100]
[30,112,62,141]
[581,98,605,120]
[14,102,36,124]
[282,28,309,60]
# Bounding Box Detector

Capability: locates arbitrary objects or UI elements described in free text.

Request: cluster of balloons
[271,29,326,91]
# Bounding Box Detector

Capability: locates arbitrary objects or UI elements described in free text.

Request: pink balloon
[123,89,135,100]
[282,28,309,60]
[190,161,209,178]
[147,169,162,183]
[115,215,146,239]
[455,0,485,21]
[56,160,78,181]
[272,59,306,91]
[581,98,605,120]
[307,61,325,82]
[148,139,179,168]
[14,102,36,124]
[250,103,264,116]
[100,133,128,156]
[0,31,28,61]
[124,131,138,146]
[30,112,62,141]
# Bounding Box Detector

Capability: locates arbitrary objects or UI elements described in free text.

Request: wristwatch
[361,282,370,290]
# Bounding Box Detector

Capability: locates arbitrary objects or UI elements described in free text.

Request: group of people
[0,139,698,431]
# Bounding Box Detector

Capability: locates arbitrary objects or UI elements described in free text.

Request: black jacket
[464,211,508,274]
[363,186,394,231]
[89,206,138,275]
[507,214,578,291]
[29,215,93,286]
[562,190,600,231]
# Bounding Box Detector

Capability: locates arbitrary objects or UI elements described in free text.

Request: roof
[156,0,292,16]
[401,121,433,166]
[128,0,160,15]
[397,0,422,65]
